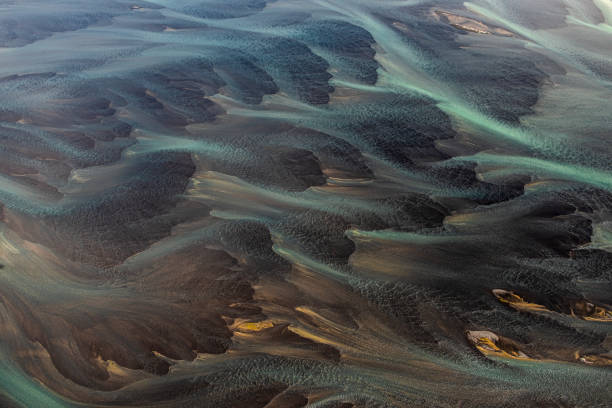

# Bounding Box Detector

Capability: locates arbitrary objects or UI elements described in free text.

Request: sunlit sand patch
[434,10,513,36]
[575,302,612,322]
[234,320,275,333]
[492,289,549,313]
[285,325,339,350]
[493,289,612,322]
[466,330,531,360]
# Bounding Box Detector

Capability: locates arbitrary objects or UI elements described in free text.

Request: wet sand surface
[0,0,611,407]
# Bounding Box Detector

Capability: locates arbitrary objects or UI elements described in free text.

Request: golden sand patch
[493,289,612,321]
[492,289,548,313]
[235,320,275,333]
[467,330,530,360]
